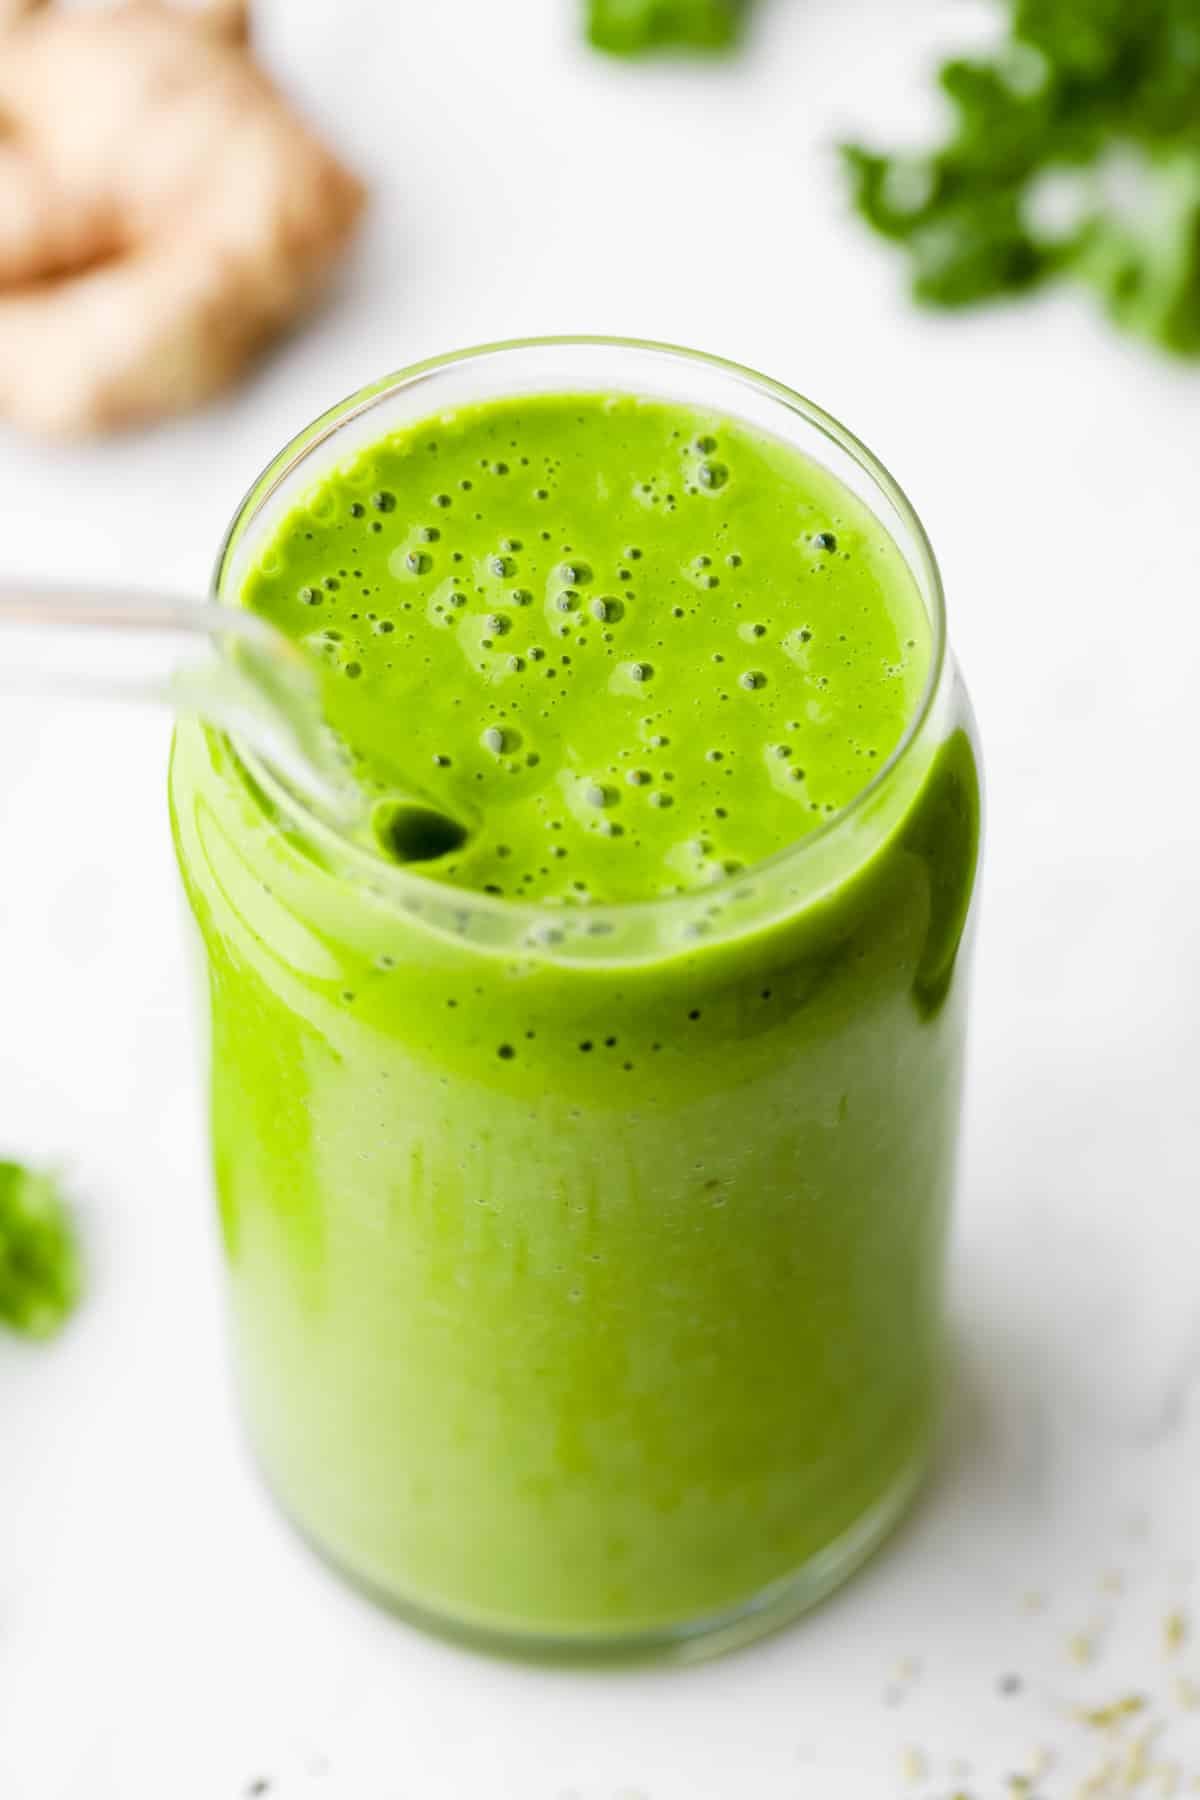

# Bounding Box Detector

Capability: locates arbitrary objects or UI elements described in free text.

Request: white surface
[3,3,1200,1796]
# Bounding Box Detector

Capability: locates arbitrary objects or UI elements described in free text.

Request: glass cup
[170,339,981,1661]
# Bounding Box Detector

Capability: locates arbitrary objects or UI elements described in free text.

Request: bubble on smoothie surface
[240,392,930,906]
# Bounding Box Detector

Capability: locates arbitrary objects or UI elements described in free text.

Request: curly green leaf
[844,0,1200,354]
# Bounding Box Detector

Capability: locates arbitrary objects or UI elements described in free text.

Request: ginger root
[0,0,366,437]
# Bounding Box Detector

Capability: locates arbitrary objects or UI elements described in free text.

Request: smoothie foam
[241,394,930,904]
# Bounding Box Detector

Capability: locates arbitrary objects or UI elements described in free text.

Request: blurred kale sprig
[0,1161,81,1340]
[587,0,748,55]
[844,0,1200,353]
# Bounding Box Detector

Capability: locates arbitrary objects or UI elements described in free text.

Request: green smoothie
[171,353,980,1654]
[240,395,929,903]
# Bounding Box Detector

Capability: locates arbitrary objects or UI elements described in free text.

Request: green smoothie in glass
[171,339,980,1659]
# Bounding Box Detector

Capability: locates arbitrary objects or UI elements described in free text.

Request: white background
[3,2,1200,1795]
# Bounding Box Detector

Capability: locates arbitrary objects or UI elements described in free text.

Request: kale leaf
[844,0,1200,352]
[0,1160,82,1340]
[587,0,748,55]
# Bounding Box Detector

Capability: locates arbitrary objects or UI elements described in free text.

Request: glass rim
[210,335,949,934]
